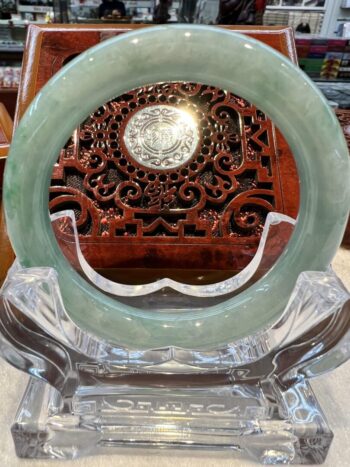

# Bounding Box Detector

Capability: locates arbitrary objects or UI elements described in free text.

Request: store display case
[296,35,350,79]
[264,0,327,34]
[69,1,179,24]
[16,0,53,14]
[266,0,350,36]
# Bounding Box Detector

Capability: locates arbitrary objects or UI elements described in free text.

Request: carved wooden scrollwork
[50,81,297,270]
[336,109,350,149]
[335,109,350,246]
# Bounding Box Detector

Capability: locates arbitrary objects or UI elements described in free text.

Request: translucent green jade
[4,25,350,350]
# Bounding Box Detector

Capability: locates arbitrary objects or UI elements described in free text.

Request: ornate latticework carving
[50,82,295,270]
[336,109,350,148]
[335,109,350,246]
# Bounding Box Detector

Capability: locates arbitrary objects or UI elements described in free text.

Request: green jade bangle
[4,25,350,350]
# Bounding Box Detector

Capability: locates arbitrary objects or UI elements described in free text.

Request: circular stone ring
[4,25,350,350]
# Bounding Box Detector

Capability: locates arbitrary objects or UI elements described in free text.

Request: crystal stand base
[12,377,333,464]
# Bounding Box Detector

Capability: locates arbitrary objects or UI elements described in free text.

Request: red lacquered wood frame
[10,25,301,274]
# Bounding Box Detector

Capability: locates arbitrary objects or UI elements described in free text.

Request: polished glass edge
[51,210,296,298]
[1,230,348,368]
[12,377,333,463]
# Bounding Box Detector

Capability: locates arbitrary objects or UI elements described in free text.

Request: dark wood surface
[0,88,17,120]
[0,200,15,285]
[0,103,12,188]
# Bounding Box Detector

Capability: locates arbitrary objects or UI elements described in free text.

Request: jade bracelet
[4,25,350,350]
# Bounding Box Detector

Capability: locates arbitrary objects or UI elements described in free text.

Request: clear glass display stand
[1,212,349,464]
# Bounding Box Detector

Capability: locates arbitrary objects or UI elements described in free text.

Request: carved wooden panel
[49,80,297,270]
[335,109,350,246]
[336,109,350,149]
[51,81,282,242]
[15,25,301,271]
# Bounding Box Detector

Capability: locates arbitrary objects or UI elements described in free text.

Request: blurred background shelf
[0,0,349,118]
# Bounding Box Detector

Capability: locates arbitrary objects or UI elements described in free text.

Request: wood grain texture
[0,88,17,120]
[0,199,15,286]
[0,103,13,188]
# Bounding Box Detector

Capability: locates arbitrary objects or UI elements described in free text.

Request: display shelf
[0,46,23,52]
[267,0,327,10]
[267,6,326,10]
[0,19,46,25]
[265,0,350,37]
[321,0,350,36]
[296,35,350,81]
